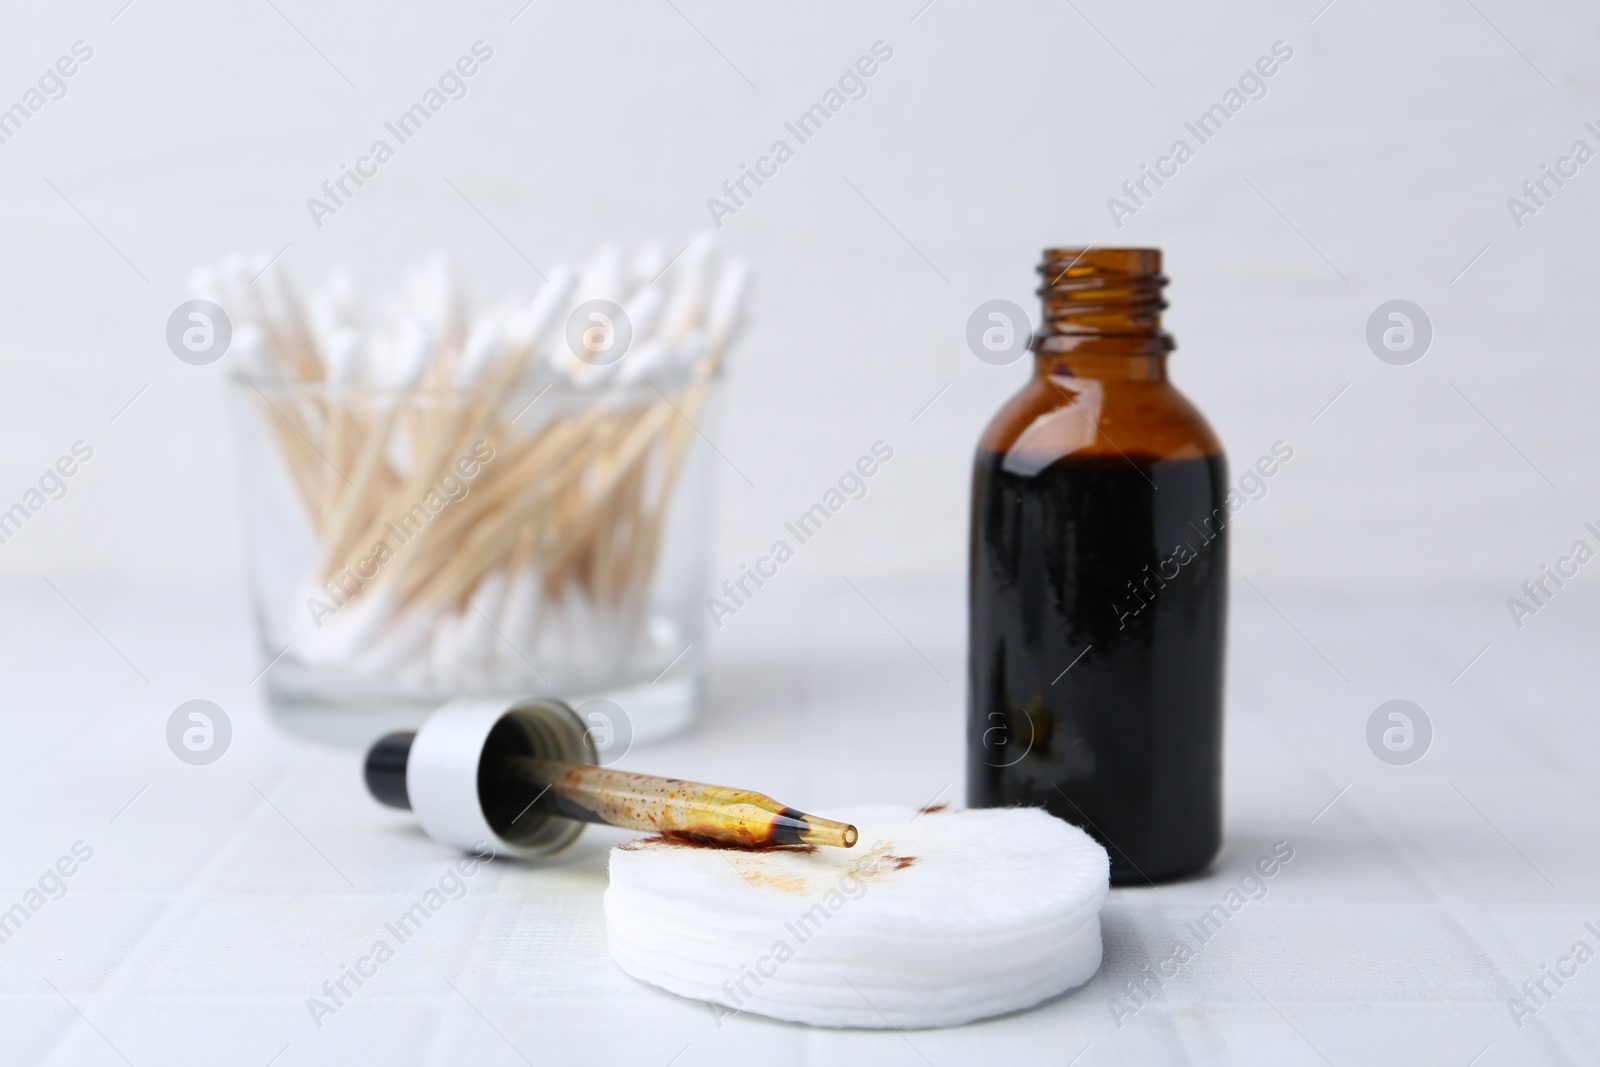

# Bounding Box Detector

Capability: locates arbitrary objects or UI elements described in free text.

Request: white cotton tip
[502,310,539,363]
[308,267,360,353]
[354,604,439,677]
[628,243,665,287]
[383,318,435,389]
[575,244,624,305]
[217,253,261,322]
[604,804,1109,1030]
[658,233,717,343]
[429,605,469,686]
[254,255,305,333]
[293,584,395,666]
[613,338,668,387]
[508,263,575,354]
[323,328,365,386]
[494,567,541,685]
[536,597,570,674]
[229,322,273,376]
[707,259,750,353]
[457,318,505,388]
[563,593,616,678]
[622,283,664,345]
[546,272,623,388]
[451,569,509,676]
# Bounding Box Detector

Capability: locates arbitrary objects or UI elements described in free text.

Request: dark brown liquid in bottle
[966,249,1226,884]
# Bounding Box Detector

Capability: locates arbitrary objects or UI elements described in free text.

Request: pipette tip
[796,813,858,849]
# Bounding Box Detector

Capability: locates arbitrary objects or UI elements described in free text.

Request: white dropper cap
[365,696,597,860]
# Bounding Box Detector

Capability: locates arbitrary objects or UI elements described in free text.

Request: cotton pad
[604,804,1110,1029]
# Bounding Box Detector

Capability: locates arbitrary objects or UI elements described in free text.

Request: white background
[4,4,1600,1065]
[0,0,1596,604]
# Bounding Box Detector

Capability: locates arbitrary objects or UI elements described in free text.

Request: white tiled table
[2,575,1595,1065]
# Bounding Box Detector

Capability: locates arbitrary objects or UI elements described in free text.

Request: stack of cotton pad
[604,804,1109,1029]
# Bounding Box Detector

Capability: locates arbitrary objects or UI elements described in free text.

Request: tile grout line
[38,756,326,1061]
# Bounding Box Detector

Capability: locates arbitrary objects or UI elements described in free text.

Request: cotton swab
[213,240,750,696]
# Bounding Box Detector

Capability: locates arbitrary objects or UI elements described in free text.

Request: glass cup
[229,368,716,747]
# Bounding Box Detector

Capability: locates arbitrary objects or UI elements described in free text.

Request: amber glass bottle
[967,248,1226,884]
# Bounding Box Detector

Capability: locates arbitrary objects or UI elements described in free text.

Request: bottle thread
[1035,248,1173,359]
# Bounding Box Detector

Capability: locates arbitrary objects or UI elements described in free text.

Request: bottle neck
[1036,351,1168,381]
[1033,247,1173,382]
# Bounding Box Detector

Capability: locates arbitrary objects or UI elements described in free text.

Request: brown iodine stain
[737,868,810,893]
[887,855,916,870]
[619,831,818,854]
[918,803,948,815]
